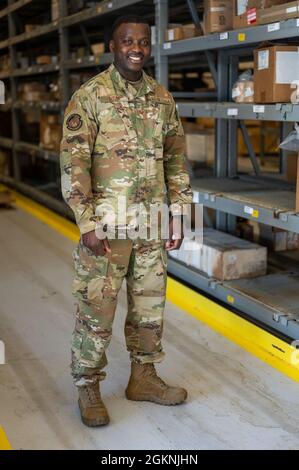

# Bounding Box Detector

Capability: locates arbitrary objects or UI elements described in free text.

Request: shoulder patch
[66,113,83,131]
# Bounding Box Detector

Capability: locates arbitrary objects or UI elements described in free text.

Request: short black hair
[111,15,151,40]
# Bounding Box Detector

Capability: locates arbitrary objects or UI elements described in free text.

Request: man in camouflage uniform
[60,15,193,427]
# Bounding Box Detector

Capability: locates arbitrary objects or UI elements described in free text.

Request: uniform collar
[108,62,154,98]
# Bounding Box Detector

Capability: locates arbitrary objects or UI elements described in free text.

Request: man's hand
[82,230,111,256]
[165,216,184,251]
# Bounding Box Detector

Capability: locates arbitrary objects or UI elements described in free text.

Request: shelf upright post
[8,0,20,181]
[227,54,239,234]
[215,50,229,231]
[59,0,70,111]
[154,0,168,88]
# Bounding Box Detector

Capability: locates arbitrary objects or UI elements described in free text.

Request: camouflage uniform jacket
[60,62,193,235]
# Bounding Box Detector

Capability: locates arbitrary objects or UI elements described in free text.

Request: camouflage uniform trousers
[71,237,168,387]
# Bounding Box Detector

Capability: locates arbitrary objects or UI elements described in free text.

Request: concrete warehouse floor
[0,206,299,450]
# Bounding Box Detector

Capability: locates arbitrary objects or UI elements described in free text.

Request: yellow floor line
[2,185,299,382]
[0,426,12,450]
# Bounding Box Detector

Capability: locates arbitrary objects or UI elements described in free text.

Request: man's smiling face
[109,22,151,78]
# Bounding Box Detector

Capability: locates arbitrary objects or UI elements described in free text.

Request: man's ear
[109,40,114,54]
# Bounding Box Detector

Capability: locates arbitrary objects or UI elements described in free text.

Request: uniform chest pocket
[135,102,165,148]
[98,102,136,150]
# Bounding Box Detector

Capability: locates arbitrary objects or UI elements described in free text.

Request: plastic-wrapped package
[279,123,299,152]
[232,69,254,103]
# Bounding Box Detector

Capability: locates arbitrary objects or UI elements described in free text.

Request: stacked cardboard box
[259,224,299,251]
[91,43,105,56]
[18,82,50,102]
[204,0,233,33]
[165,23,201,41]
[254,43,299,103]
[259,1,299,24]
[40,114,62,152]
[182,122,215,164]
[233,0,260,28]
[233,0,288,29]
[0,54,10,72]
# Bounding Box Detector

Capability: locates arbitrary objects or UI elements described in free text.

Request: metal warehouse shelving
[161,16,299,56]
[177,102,299,122]
[1,0,299,343]
[154,0,299,342]
[192,177,299,233]
[0,0,159,189]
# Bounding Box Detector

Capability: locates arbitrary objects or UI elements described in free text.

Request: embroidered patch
[66,113,83,131]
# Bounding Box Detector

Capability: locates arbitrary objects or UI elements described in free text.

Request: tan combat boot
[125,362,187,406]
[78,382,110,427]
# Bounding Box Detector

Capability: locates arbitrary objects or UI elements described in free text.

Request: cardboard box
[204,0,233,34]
[254,44,299,103]
[18,82,49,102]
[0,54,10,72]
[259,1,299,24]
[24,24,41,33]
[182,23,202,38]
[233,0,286,28]
[51,0,59,21]
[169,228,267,280]
[36,55,52,65]
[285,152,298,182]
[233,0,260,28]
[165,26,184,41]
[259,224,299,251]
[185,130,215,163]
[91,43,105,56]
[40,114,62,152]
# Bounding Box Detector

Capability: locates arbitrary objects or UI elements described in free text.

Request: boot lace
[146,364,168,390]
[85,384,102,405]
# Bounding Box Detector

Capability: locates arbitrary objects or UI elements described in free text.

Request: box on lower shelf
[169,228,267,281]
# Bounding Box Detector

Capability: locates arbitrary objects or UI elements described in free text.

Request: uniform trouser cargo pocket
[72,241,109,305]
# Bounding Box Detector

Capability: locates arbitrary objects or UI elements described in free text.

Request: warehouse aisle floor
[0,206,299,450]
